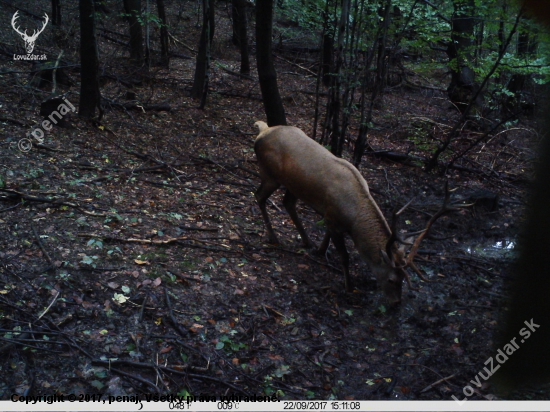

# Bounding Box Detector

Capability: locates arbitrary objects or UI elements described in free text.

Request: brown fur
[253,121,405,303]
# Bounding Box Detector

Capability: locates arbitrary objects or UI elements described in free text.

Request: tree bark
[232,0,250,74]
[256,0,286,126]
[51,0,61,25]
[375,0,392,94]
[156,0,170,68]
[124,0,143,63]
[327,0,350,155]
[321,33,334,87]
[496,0,550,389]
[79,0,102,119]
[191,0,215,103]
[446,0,480,113]
[504,21,536,113]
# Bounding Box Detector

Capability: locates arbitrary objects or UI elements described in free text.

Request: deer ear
[380,250,395,267]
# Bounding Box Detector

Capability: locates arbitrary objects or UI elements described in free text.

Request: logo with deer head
[11,11,49,54]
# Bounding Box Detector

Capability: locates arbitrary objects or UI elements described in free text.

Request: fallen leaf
[160,346,174,354]
[110,345,122,355]
[113,293,129,304]
[190,324,204,333]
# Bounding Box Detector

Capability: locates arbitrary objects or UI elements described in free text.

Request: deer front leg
[282,189,314,248]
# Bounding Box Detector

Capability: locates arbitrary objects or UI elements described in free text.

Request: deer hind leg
[282,189,313,247]
[318,231,331,256]
[329,231,351,292]
[255,179,280,244]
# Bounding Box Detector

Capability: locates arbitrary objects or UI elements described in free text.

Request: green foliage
[177,389,192,399]
[216,333,248,353]
[407,120,437,153]
[107,247,123,256]
[104,212,123,225]
[25,168,44,179]
[80,254,99,267]
[87,239,103,249]
[474,51,550,84]
[119,11,163,28]
[275,0,325,32]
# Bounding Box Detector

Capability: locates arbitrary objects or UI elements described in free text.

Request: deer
[253,120,463,304]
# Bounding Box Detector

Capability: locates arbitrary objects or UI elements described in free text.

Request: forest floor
[1,0,549,403]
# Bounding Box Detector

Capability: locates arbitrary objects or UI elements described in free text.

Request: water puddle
[465,239,516,259]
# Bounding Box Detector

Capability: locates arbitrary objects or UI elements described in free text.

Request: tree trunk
[232,0,250,74]
[256,0,286,126]
[498,2,506,55]
[327,0,350,155]
[124,0,143,63]
[232,0,239,45]
[191,0,215,104]
[496,1,550,389]
[321,33,334,87]
[52,0,61,25]
[504,22,536,113]
[375,0,392,94]
[446,0,480,113]
[156,0,170,68]
[79,0,102,119]
[474,19,484,62]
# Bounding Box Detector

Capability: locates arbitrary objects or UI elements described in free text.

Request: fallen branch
[216,63,253,81]
[274,54,317,76]
[31,224,54,265]
[0,116,26,126]
[168,32,196,53]
[0,188,105,216]
[420,373,457,393]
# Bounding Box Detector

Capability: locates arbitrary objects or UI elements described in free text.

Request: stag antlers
[12,11,49,54]
[386,182,470,289]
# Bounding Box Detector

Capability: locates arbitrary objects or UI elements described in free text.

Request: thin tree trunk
[256,0,286,126]
[52,0,61,25]
[327,0,350,155]
[504,20,534,112]
[124,0,144,63]
[157,0,169,67]
[313,0,333,140]
[79,0,102,119]
[446,0,479,113]
[232,0,249,74]
[191,0,214,102]
[375,0,392,94]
